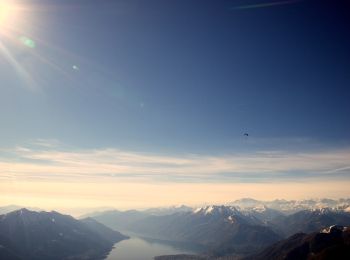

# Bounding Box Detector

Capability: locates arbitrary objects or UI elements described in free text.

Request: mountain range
[1,198,350,259]
[129,205,281,255]
[86,199,350,257]
[228,198,350,214]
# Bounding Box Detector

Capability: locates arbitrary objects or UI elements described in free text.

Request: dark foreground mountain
[245,225,350,260]
[155,255,211,260]
[0,208,128,260]
[156,226,350,260]
[271,208,350,236]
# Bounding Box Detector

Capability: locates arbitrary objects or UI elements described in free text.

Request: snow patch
[227,215,235,223]
[205,206,214,214]
[320,225,346,234]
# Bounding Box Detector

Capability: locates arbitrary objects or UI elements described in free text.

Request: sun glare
[0,1,20,29]
[0,2,11,23]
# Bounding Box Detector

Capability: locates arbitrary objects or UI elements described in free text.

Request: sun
[0,0,20,29]
[0,3,10,23]
[0,2,11,23]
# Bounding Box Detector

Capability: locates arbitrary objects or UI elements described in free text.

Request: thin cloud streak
[1,142,350,183]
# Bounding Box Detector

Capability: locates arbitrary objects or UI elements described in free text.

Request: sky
[0,0,350,212]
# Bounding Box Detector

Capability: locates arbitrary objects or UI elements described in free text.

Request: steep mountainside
[0,209,128,260]
[246,225,350,260]
[270,208,350,236]
[80,217,128,243]
[156,226,350,260]
[128,206,281,255]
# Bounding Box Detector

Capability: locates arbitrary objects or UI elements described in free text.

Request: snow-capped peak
[192,205,240,216]
[320,225,348,234]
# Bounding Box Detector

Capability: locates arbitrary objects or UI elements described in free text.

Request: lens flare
[20,36,35,48]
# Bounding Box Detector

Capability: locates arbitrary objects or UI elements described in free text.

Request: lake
[106,234,202,260]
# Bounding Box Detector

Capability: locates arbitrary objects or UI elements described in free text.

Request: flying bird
[244,133,249,137]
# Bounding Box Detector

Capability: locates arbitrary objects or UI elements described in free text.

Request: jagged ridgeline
[1,198,350,260]
[87,199,350,258]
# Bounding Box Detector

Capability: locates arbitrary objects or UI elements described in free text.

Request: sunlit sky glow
[0,1,17,26]
[0,0,350,212]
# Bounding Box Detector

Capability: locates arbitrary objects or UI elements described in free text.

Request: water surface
[106,234,201,260]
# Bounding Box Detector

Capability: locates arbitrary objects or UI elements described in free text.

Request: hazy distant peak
[0,205,42,215]
[142,205,193,216]
[249,205,269,212]
[234,198,260,203]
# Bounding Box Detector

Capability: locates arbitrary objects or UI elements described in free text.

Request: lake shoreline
[105,233,201,260]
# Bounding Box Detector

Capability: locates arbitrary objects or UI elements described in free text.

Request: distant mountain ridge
[88,209,150,231]
[228,198,350,214]
[143,205,193,216]
[0,208,128,260]
[81,198,350,222]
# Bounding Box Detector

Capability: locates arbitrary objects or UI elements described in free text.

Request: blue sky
[0,0,349,208]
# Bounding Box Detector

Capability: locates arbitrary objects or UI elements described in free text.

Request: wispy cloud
[27,138,61,148]
[1,141,349,183]
[231,0,302,10]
